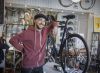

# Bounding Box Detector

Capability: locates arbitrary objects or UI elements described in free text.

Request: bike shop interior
[0,0,100,73]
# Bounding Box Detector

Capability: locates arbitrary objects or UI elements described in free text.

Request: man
[9,14,58,73]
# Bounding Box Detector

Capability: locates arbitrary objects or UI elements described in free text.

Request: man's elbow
[9,38,14,45]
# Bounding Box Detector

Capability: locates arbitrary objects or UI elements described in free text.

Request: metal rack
[90,32,100,72]
[5,47,22,73]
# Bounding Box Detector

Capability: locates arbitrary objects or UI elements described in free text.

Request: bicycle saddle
[63,14,75,19]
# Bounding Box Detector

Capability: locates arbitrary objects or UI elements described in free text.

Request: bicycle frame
[46,14,90,73]
[58,0,96,10]
[58,16,73,56]
[57,15,76,73]
[58,19,69,56]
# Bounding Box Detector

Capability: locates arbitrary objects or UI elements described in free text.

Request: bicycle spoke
[58,0,73,7]
[80,0,96,10]
[60,34,90,73]
[45,35,57,63]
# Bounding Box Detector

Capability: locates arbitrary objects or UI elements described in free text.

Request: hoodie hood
[27,25,35,31]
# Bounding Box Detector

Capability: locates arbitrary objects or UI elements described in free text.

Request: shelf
[91,32,100,57]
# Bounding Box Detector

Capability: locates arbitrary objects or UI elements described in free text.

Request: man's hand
[50,21,59,38]
[47,15,56,22]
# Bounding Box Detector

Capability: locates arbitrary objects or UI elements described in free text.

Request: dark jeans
[0,68,3,73]
[21,66,43,73]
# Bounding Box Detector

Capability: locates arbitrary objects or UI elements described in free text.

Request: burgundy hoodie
[9,21,57,68]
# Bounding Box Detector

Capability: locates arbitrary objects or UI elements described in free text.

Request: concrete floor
[3,62,97,73]
[43,62,62,73]
[43,62,82,73]
[43,62,96,73]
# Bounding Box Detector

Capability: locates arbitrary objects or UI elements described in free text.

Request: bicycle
[46,14,90,73]
[58,0,96,10]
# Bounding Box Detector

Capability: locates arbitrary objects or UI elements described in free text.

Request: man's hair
[34,14,47,20]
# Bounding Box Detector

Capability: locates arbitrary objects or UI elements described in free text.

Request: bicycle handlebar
[63,14,75,20]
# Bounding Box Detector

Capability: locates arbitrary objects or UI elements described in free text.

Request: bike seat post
[63,14,75,29]
[63,17,69,28]
[58,14,75,55]
[63,14,75,21]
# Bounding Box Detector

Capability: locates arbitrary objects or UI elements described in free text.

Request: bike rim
[79,0,96,10]
[60,34,90,73]
[58,0,74,7]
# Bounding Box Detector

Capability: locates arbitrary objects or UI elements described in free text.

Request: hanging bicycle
[79,0,96,10]
[58,0,96,10]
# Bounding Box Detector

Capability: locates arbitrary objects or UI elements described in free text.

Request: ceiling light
[9,3,12,6]
[61,10,64,13]
[38,8,41,11]
[31,9,34,11]
[25,5,27,8]
[50,9,53,11]
[81,12,84,14]
[72,11,75,14]
[71,0,81,3]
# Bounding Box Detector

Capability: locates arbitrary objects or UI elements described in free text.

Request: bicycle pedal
[53,65,62,71]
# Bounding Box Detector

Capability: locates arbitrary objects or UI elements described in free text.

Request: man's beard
[36,24,43,30]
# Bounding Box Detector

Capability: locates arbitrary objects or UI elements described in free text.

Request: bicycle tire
[45,35,56,63]
[79,0,96,10]
[45,51,56,63]
[58,0,74,7]
[60,33,90,73]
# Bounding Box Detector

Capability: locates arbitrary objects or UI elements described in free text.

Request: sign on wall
[94,17,100,32]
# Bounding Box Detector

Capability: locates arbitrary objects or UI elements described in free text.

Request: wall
[4,0,100,49]
[5,0,100,15]
[87,13,94,50]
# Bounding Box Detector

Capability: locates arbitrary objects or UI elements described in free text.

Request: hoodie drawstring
[40,31,42,48]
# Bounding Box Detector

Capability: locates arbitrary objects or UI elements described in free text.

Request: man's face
[34,18,46,29]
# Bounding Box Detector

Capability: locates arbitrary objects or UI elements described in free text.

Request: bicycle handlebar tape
[63,14,75,20]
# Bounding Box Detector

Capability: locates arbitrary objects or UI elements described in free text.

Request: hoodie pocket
[23,40,34,49]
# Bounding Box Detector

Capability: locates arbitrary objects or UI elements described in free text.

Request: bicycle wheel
[58,0,74,7]
[45,35,57,63]
[60,33,90,73]
[79,0,96,10]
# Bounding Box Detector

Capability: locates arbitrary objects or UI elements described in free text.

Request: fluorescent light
[81,12,84,14]
[31,9,34,11]
[9,3,12,6]
[38,8,41,11]
[61,10,64,13]
[50,9,53,11]
[72,11,75,14]
[25,5,27,8]
[72,0,81,3]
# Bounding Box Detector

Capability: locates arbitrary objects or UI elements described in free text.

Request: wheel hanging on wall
[58,0,74,7]
[79,0,96,10]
